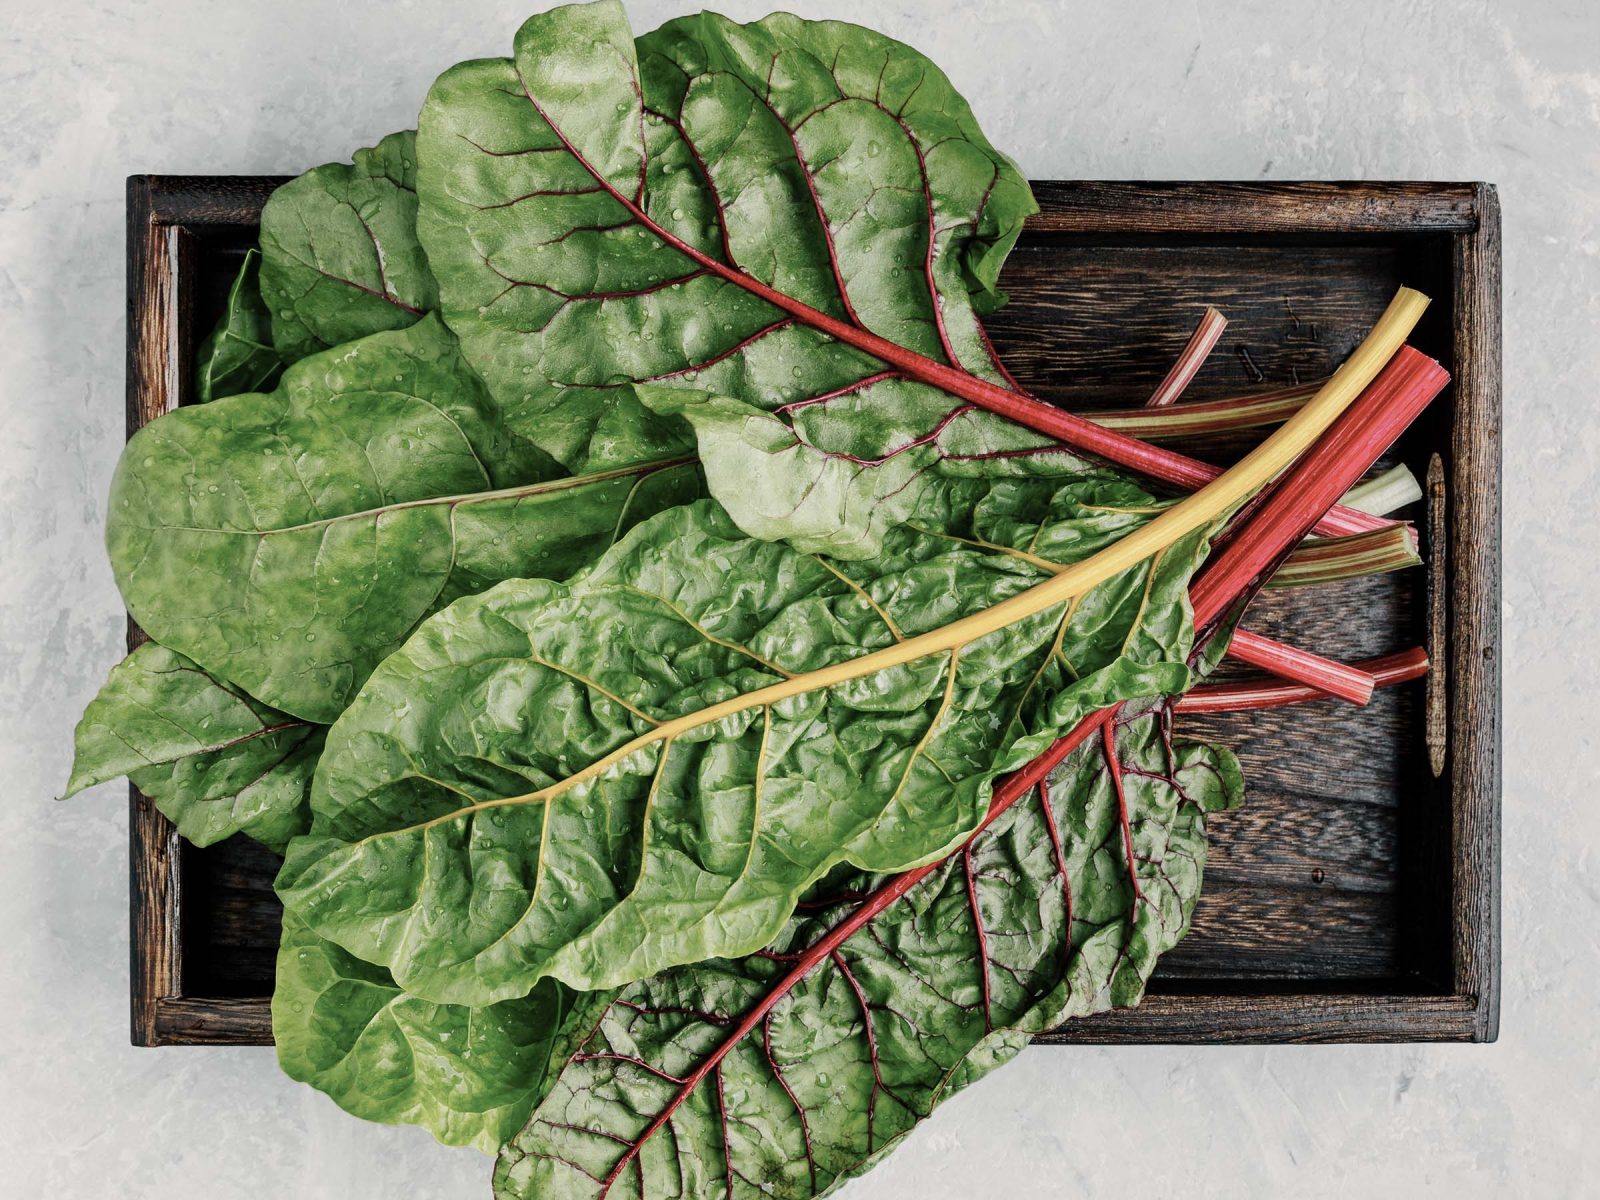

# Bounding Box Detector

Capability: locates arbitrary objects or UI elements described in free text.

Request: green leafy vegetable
[66,643,319,850]
[495,702,1240,1198]
[642,386,1100,558]
[108,316,699,722]
[260,131,438,361]
[72,10,1446,1198]
[195,249,286,402]
[413,0,1041,525]
[274,912,590,1152]
[277,493,1208,1005]
[412,2,1396,559]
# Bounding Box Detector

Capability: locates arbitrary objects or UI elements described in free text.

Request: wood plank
[1160,883,1396,978]
[1040,993,1480,1044]
[182,837,282,995]
[126,177,183,1048]
[1447,184,1502,1040]
[1180,685,1421,809]
[137,174,284,228]
[1029,181,1481,236]
[986,242,1403,406]
[153,997,273,1047]
[1199,792,1398,894]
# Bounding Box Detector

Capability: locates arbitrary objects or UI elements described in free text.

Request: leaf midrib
[126,457,695,537]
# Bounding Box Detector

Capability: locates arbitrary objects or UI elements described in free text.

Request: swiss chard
[495,701,1239,1198]
[278,496,1209,1003]
[108,316,699,722]
[195,249,286,402]
[73,9,1453,1197]
[66,643,319,851]
[260,131,437,360]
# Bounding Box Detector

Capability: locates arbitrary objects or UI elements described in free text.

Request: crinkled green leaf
[494,703,1241,1199]
[66,643,319,850]
[195,249,285,402]
[277,490,1209,1007]
[107,316,699,722]
[645,385,1141,561]
[414,0,1044,542]
[274,911,591,1153]
[260,131,438,361]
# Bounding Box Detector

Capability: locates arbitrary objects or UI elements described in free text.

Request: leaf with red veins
[414,3,1038,492]
[493,701,1240,1200]
[261,131,438,362]
[642,383,1109,558]
[418,3,1394,554]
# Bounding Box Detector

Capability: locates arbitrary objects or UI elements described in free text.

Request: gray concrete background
[3,0,1593,1195]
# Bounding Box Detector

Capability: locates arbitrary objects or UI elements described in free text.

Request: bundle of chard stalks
[69,2,1442,1195]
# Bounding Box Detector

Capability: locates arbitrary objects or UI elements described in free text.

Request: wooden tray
[125,178,1501,1046]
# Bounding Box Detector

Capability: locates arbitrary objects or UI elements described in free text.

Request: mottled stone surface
[2,1,1592,1196]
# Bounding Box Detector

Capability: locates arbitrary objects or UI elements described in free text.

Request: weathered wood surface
[126,178,1499,1045]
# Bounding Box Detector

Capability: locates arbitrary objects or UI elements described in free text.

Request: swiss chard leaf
[274,911,592,1154]
[277,493,1208,1006]
[260,131,438,361]
[109,316,700,722]
[413,0,1042,517]
[494,703,1241,1198]
[66,643,319,851]
[195,249,286,402]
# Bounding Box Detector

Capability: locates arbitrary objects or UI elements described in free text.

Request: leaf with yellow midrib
[279,493,1210,1006]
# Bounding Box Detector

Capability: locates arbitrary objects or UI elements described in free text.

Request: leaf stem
[1341,463,1424,516]
[1145,306,1228,407]
[1188,348,1447,630]
[1089,382,1318,440]
[1270,523,1421,589]
[1228,628,1375,705]
[1175,649,1429,713]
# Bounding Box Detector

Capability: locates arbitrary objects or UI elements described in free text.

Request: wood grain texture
[1038,993,1482,1044]
[126,177,184,1048]
[1447,184,1502,1041]
[988,242,1402,405]
[124,178,1500,1046]
[1028,181,1481,235]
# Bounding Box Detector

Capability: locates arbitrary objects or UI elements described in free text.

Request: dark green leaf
[494,703,1241,1198]
[195,249,285,402]
[277,493,1208,1006]
[107,316,699,722]
[66,642,319,850]
[260,130,438,361]
[274,911,593,1154]
[413,0,1042,538]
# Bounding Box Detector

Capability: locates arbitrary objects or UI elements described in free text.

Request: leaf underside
[260,130,438,361]
[195,249,286,403]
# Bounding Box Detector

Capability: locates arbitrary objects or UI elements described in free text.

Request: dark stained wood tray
[126,178,1500,1046]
